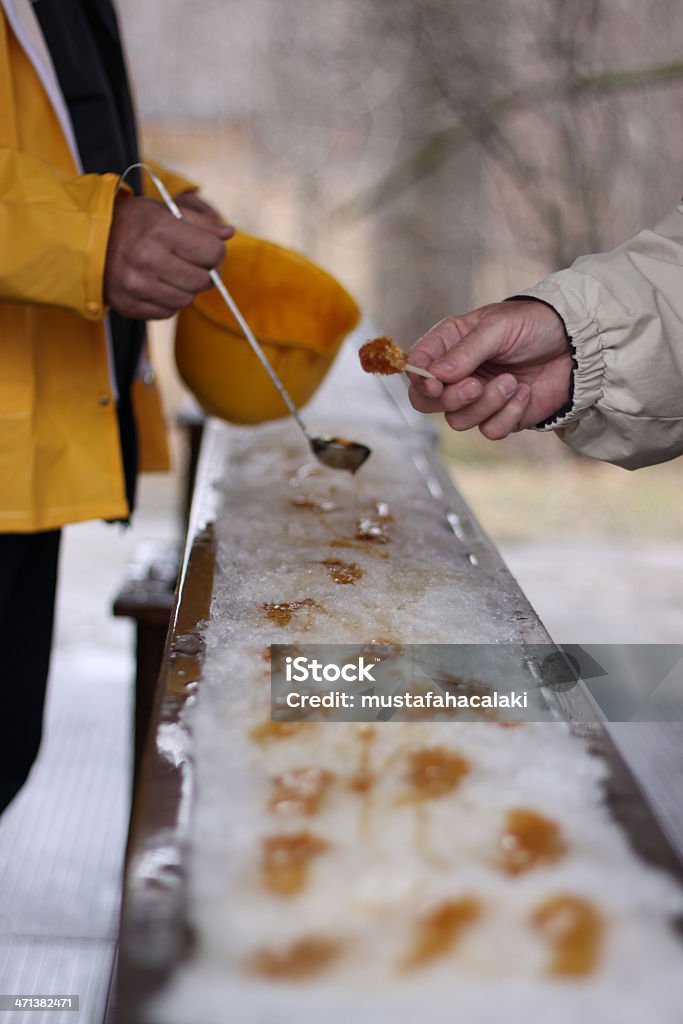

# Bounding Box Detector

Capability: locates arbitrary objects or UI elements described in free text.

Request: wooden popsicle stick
[405,363,436,379]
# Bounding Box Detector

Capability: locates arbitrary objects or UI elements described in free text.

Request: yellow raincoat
[0,1,191,532]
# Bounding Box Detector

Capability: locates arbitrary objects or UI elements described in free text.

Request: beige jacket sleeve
[521,203,683,469]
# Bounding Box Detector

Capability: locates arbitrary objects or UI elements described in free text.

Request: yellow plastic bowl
[174,231,361,424]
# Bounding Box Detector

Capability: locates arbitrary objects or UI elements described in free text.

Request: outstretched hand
[103,191,234,320]
[407,300,574,439]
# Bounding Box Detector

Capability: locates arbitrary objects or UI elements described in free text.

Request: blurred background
[2,6,683,1017]
[116,0,683,642]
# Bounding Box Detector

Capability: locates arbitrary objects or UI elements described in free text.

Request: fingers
[430,317,508,386]
[140,278,197,311]
[444,374,520,432]
[176,206,235,241]
[113,258,198,314]
[407,372,444,401]
[175,191,217,216]
[405,299,576,437]
[478,383,532,440]
[408,376,483,413]
[175,190,231,228]
[126,300,179,321]
[407,311,488,400]
[175,192,235,244]
[160,217,228,269]
[158,252,213,294]
[408,309,488,366]
[437,376,532,439]
[104,195,231,318]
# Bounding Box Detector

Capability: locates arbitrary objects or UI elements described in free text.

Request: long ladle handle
[128,162,313,443]
[207,267,309,437]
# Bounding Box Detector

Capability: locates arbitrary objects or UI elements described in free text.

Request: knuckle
[442,386,468,413]
[480,421,507,441]
[137,247,156,273]
[139,236,163,265]
[123,266,142,295]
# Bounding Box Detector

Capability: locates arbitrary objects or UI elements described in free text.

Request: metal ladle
[206,269,371,473]
[136,164,372,474]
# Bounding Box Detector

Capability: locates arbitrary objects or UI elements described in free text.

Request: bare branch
[340,58,683,218]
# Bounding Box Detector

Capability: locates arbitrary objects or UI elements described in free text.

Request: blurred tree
[354,0,683,337]
[118,0,683,342]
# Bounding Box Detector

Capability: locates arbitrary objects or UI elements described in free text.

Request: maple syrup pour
[319,558,364,585]
[269,768,334,816]
[249,937,342,979]
[291,495,337,513]
[249,720,305,743]
[261,832,328,896]
[263,599,319,628]
[406,747,471,800]
[402,898,482,970]
[359,335,407,375]
[499,808,567,875]
[532,895,603,976]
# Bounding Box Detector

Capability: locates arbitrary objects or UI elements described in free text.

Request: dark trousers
[0,531,61,815]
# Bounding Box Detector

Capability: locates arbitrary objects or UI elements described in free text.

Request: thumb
[180,208,235,240]
[207,222,235,240]
[175,192,234,238]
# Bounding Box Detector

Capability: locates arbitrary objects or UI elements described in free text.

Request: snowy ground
[0,469,681,1023]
